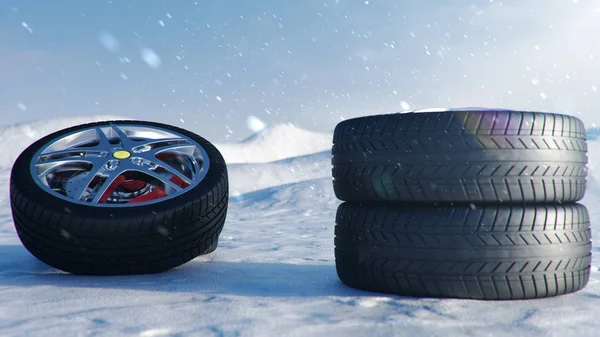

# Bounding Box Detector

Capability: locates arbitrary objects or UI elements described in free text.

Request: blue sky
[1,0,599,141]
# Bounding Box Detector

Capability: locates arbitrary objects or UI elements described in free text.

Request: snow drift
[228,150,331,195]
[0,115,129,170]
[214,122,333,164]
[233,177,339,211]
[0,117,332,168]
[0,117,332,195]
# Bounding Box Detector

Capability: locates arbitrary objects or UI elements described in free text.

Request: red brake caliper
[127,187,167,204]
[98,175,127,204]
[98,152,189,204]
[97,174,168,204]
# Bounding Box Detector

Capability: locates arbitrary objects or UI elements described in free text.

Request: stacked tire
[332,109,591,300]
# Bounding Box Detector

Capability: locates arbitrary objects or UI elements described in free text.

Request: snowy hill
[0,115,130,170]
[0,117,332,172]
[0,117,332,195]
[233,177,338,211]
[228,150,331,195]
[214,123,333,164]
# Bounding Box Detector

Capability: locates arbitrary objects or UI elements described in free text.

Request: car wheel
[10,120,228,275]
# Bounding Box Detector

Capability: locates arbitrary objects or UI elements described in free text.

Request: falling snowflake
[21,22,33,34]
[400,101,411,110]
[140,48,161,69]
[98,31,119,53]
[17,102,27,111]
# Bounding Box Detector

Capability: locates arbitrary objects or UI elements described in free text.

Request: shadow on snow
[0,244,381,299]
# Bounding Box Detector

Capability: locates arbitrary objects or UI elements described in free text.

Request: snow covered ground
[1,117,600,337]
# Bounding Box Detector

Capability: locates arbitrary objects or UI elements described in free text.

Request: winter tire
[335,202,591,300]
[10,120,228,275]
[332,109,587,203]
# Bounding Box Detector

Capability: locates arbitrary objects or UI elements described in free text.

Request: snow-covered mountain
[228,150,331,195]
[0,115,130,170]
[0,117,331,167]
[0,117,333,195]
[214,122,333,164]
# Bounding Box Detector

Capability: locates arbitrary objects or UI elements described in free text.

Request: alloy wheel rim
[29,122,210,207]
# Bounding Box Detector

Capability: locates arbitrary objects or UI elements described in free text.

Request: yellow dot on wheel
[113,150,131,159]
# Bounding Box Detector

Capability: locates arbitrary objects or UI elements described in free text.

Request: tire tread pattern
[334,203,591,300]
[332,110,588,203]
[11,173,227,275]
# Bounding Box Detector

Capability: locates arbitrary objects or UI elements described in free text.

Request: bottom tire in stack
[335,202,591,300]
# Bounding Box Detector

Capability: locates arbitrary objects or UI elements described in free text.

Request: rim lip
[28,121,211,208]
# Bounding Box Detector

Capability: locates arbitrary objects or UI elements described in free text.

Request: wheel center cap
[113,150,131,159]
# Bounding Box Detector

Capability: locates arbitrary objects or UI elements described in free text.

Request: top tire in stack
[331,108,591,300]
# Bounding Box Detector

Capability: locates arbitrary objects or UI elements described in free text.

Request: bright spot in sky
[247,116,266,132]
[141,48,161,69]
[98,31,120,53]
[21,22,33,34]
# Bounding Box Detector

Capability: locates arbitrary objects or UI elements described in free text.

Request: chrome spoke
[38,149,106,161]
[36,151,109,177]
[95,127,111,148]
[133,143,197,185]
[65,158,114,200]
[110,124,134,148]
[90,164,124,203]
[141,144,197,165]
[37,159,87,177]
[152,144,197,157]
[149,157,192,185]
[132,162,183,192]
[131,138,188,154]
[31,122,209,207]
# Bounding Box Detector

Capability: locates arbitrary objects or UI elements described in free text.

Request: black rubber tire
[10,120,228,275]
[332,109,588,203]
[335,202,591,300]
